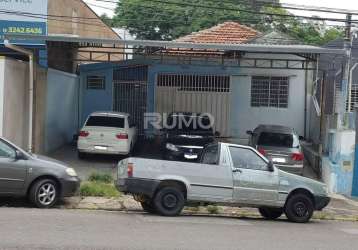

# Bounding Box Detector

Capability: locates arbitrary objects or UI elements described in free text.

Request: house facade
[79,22,316,144]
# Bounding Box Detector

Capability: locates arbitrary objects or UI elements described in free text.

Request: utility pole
[341,14,352,127]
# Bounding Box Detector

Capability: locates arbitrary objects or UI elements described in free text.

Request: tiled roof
[175,22,260,44]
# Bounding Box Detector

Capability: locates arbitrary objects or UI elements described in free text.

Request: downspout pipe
[4,40,34,153]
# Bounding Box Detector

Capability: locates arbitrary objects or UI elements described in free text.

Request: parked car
[116,142,330,223]
[0,137,80,208]
[78,112,137,158]
[162,112,217,161]
[247,125,304,175]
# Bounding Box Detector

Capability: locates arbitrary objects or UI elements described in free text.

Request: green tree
[109,0,343,45]
[258,6,344,45]
[112,0,258,40]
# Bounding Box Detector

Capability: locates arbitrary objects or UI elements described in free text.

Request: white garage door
[156,74,231,137]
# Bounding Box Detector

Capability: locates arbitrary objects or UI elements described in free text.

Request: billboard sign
[0,0,48,45]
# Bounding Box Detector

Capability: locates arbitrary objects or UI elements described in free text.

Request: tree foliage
[108,0,343,45]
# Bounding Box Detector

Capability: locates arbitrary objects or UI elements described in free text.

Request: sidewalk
[62,194,358,221]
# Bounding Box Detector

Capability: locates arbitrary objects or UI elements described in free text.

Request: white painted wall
[2,57,29,149]
[0,57,4,137]
[230,54,313,144]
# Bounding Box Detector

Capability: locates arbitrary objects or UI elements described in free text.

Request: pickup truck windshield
[86,116,125,128]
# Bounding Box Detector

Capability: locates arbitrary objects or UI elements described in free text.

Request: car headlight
[166,143,179,152]
[66,168,78,177]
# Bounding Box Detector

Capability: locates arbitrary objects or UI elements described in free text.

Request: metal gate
[156,74,231,137]
[113,66,148,136]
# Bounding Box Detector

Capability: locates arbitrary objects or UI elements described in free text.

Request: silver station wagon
[247,125,304,175]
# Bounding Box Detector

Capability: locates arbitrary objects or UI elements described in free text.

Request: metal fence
[113,66,148,136]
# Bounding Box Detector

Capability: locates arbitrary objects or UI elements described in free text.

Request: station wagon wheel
[153,186,185,216]
[29,179,59,209]
[285,193,314,223]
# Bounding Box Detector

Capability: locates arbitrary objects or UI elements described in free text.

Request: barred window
[87,76,105,90]
[157,74,230,93]
[251,76,289,108]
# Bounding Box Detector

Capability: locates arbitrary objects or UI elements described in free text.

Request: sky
[84,0,358,21]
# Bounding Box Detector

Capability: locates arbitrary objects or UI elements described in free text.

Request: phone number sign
[0,20,47,45]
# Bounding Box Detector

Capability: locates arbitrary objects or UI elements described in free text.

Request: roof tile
[175,22,260,44]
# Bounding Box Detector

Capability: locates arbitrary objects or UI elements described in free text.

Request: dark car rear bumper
[60,177,81,197]
[314,195,331,210]
[116,178,160,198]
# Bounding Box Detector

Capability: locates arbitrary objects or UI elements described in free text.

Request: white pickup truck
[116,143,330,223]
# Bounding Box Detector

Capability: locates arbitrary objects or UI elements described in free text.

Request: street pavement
[1,207,358,250]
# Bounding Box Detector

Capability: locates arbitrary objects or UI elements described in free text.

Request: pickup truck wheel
[285,194,314,223]
[29,179,59,208]
[154,186,185,216]
[141,201,156,214]
[259,207,283,220]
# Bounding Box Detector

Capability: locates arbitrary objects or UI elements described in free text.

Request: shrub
[79,181,120,198]
[88,172,113,184]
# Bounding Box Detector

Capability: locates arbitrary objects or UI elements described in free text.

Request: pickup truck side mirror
[246,130,253,136]
[267,161,275,172]
[15,150,27,161]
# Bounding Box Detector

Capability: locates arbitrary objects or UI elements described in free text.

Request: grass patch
[80,172,119,198]
[80,181,120,198]
[88,172,113,184]
[207,205,221,214]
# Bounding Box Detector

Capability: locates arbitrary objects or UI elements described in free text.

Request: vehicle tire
[29,179,59,208]
[285,193,314,223]
[141,201,157,214]
[259,207,283,220]
[153,186,185,216]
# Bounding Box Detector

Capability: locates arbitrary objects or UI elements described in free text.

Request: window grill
[157,74,230,92]
[87,75,105,89]
[348,84,358,111]
[251,76,289,108]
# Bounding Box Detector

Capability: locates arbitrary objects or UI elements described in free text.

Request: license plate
[272,157,286,163]
[94,146,107,150]
[184,154,198,160]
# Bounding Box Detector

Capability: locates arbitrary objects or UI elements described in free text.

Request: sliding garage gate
[113,66,148,136]
[156,74,231,137]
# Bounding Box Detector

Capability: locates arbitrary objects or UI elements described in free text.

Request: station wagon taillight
[127,163,134,177]
[79,131,89,137]
[116,133,128,140]
[258,147,266,156]
[292,153,304,161]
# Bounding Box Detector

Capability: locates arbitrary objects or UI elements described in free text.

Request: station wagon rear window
[86,116,125,128]
[257,132,298,148]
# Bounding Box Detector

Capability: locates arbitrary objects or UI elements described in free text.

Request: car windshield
[257,132,299,148]
[166,114,213,133]
[85,116,125,128]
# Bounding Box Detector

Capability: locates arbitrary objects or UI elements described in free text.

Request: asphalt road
[1,208,358,250]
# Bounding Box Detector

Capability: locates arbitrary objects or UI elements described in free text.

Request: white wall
[2,57,29,149]
[230,54,313,143]
[0,57,4,137]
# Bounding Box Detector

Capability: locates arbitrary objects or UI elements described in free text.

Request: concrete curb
[61,196,358,222]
